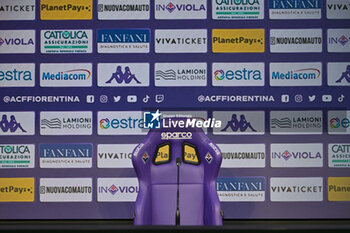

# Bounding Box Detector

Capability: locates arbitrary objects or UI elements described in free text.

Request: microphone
[176,158,181,225]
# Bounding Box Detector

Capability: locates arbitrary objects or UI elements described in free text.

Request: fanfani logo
[221,114,257,132]
[0,115,26,133]
[271,68,321,80]
[214,69,262,81]
[336,65,350,83]
[100,119,110,129]
[42,69,91,81]
[105,66,141,84]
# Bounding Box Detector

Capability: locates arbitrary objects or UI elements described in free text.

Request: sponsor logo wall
[0,0,349,220]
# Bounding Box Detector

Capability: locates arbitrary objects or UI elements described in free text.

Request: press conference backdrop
[0,0,350,220]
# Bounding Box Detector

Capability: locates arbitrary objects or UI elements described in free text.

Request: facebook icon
[143,110,161,129]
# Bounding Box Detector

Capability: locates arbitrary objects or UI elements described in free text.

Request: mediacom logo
[41,30,92,54]
[0,63,35,87]
[270,177,323,202]
[40,63,92,87]
[218,144,266,168]
[97,29,150,53]
[98,111,147,135]
[271,143,323,168]
[269,62,322,86]
[0,30,35,54]
[270,29,322,53]
[40,178,92,202]
[0,0,35,20]
[212,63,264,86]
[212,29,265,53]
[217,177,265,202]
[328,144,350,168]
[39,144,92,168]
[0,178,34,202]
[40,0,92,20]
[97,144,136,168]
[269,0,321,19]
[328,177,350,201]
[327,0,350,19]
[213,0,264,20]
[98,0,150,20]
[0,144,35,169]
[155,0,206,19]
[97,178,139,202]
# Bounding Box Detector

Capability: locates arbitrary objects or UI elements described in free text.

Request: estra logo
[97,178,139,202]
[0,0,36,21]
[0,63,35,87]
[155,0,206,19]
[328,111,350,135]
[269,62,322,86]
[212,29,265,53]
[98,111,147,135]
[40,63,92,87]
[0,112,35,136]
[97,144,136,168]
[40,0,92,20]
[271,143,323,168]
[98,63,149,87]
[212,63,264,86]
[0,30,35,54]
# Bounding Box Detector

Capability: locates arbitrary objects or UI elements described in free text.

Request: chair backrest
[132,119,222,226]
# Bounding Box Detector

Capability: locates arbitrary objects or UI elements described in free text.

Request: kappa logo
[0,114,26,133]
[106,66,141,84]
[336,65,350,83]
[221,114,257,132]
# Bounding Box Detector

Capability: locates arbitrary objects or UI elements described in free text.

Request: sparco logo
[161,132,192,140]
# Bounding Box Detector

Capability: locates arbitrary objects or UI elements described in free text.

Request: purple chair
[132,120,223,226]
